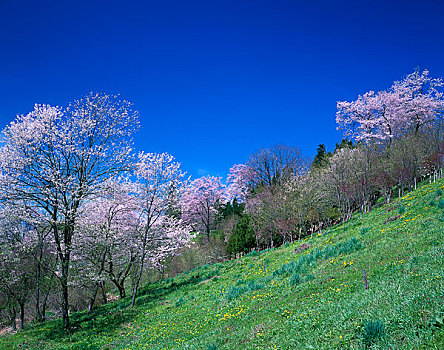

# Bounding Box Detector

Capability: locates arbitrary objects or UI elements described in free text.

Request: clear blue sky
[1,0,444,178]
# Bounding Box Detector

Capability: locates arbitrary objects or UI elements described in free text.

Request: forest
[0,68,443,334]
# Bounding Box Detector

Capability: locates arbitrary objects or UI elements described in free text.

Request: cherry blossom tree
[336,69,444,144]
[0,93,139,329]
[131,152,192,307]
[0,206,33,329]
[392,68,444,134]
[180,175,227,241]
[75,178,139,311]
[225,163,253,202]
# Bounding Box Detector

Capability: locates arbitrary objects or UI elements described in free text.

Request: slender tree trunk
[88,283,100,314]
[131,251,146,307]
[100,281,107,305]
[110,278,126,298]
[19,302,25,330]
[61,259,70,329]
[9,306,16,331]
[35,262,42,322]
[89,250,107,313]
[41,291,49,321]
[269,228,273,249]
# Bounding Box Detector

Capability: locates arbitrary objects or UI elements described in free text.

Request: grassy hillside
[1,180,443,349]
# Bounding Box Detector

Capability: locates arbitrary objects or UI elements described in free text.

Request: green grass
[1,180,444,349]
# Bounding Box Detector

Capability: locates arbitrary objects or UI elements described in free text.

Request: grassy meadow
[1,179,443,349]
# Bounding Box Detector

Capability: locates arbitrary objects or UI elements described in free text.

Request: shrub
[429,200,436,206]
[360,227,370,237]
[245,250,258,257]
[436,189,443,196]
[363,319,385,347]
[289,273,301,286]
[235,278,246,286]
[341,237,363,254]
[437,199,444,209]
[271,237,363,279]
[225,286,247,300]
[247,281,264,292]
[305,274,315,282]
[175,297,186,307]
[398,205,406,215]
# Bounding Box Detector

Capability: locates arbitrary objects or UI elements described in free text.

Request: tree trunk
[19,302,25,330]
[131,253,146,307]
[61,260,70,329]
[41,291,49,322]
[35,262,42,322]
[9,306,16,331]
[88,282,100,314]
[100,281,107,305]
[110,278,126,299]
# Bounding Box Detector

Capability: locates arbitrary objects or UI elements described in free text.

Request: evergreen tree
[312,144,332,168]
[226,216,255,256]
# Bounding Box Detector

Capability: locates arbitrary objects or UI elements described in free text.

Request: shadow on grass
[32,268,217,342]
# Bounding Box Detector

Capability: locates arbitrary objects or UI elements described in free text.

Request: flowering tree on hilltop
[336,69,444,144]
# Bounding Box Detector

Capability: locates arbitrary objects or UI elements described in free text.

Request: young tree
[0,204,39,329]
[225,163,253,202]
[131,152,191,307]
[226,215,255,257]
[312,144,332,168]
[0,93,139,329]
[180,175,227,241]
[75,178,139,310]
[246,144,307,190]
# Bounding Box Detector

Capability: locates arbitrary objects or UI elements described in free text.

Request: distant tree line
[220,69,444,255]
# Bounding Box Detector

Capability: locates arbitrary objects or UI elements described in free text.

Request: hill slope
[1,179,444,349]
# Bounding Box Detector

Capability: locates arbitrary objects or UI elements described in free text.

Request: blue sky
[1,0,444,178]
